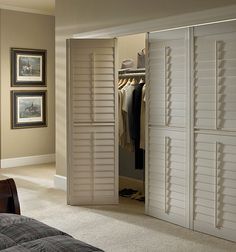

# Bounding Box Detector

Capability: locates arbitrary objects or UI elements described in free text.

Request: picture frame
[11,90,47,129]
[11,48,46,87]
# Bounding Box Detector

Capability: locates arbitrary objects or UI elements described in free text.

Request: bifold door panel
[146,28,189,228]
[193,21,236,242]
[146,22,236,241]
[194,133,236,241]
[70,40,116,123]
[67,39,118,205]
[147,128,188,227]
[194,27,236,131]
[70,125,116,204]
[148,31,187,128]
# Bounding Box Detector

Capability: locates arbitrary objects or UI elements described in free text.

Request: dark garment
[131,83,145,169]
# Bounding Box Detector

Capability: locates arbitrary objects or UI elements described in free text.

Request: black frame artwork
[11,90,47,129]
[11,48,47,87]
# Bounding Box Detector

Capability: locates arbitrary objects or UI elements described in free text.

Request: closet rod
[119,73,145,77]
[118,68,145,74]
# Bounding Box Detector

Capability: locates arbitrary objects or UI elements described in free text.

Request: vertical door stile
[67,39,72,205]
[164,136,170,214]
[164,136,167,213]
[91,52,95,123]
[91,132,94,202]
[215,41,219,130]
[215,141,219,229]
[147,28,189,228]
[113,38,119,203]
[145,32,150,214]
[164,47,168,127]
[187,27,194,229]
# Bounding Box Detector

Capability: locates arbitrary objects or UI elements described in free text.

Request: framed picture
[11,91,47,129]
[11,48,46,87]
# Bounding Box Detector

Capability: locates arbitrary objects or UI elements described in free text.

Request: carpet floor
[0,163,235,252]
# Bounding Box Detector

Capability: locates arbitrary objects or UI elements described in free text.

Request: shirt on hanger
[122,84,136,146]
[132,82,145,169]
[140,84,146,149]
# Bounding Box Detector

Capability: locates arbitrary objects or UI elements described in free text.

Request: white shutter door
[146,29,189,228]
[147,128,188,226]
[148,29,187,128]
[194,22,236,131]
[67,39,118,205]
[193,21,236,242]
[194,133,236,242]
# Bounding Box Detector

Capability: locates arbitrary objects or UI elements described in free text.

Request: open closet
[117,34,146,202]
[66,20,236,242]
[66,34,147,207]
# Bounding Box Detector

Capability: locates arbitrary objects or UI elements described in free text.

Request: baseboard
[0,154,55,169]
[54,175,67,191]
[119,176,144,194]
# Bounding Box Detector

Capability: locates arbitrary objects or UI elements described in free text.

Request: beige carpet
[0,164,235,252]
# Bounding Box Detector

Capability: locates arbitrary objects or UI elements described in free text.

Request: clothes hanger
[131,77,137,85]
[119,77,129,90]
[118,78,123,85]
[139,77,145,84]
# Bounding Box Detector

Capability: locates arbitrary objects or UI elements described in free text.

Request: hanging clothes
[131,82,145,169]
[118,69,146,170]
[140,84,146,150]
[118,79,133,151]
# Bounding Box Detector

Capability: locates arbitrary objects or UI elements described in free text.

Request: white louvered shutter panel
[147,128,188,226]
[194,22,236,131]
[146,29,189,228]
[148,29,187,128]
[194,133,236,242]
[67,39,118,205]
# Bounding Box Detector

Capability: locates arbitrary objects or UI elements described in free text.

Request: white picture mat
[17,54,43,82]
[17,96,43,123]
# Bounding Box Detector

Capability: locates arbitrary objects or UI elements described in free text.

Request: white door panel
[194,25,236,132]
[67,39,118,205]
[194,132,236,241]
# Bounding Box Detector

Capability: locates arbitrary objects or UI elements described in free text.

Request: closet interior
[117,34,146,203]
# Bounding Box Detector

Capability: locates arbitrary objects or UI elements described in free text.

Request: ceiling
[0,0,55,15]
[0,0,235,18]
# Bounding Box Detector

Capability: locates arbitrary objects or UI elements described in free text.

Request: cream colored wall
[55,0,236,177]
[0,10,55,159]
[118,34,146,69]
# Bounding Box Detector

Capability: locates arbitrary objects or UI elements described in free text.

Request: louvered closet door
[67,39,118,205]
[148,128,187,226]
[148,30,187,127]
[194,133,236,242]
[146,29,189,228]
[193,21,236,242]
[194,21,236,131]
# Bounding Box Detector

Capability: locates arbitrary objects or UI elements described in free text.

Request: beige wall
[118,34,146,69]
[55,0,236,177]
[0,9,55,159]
